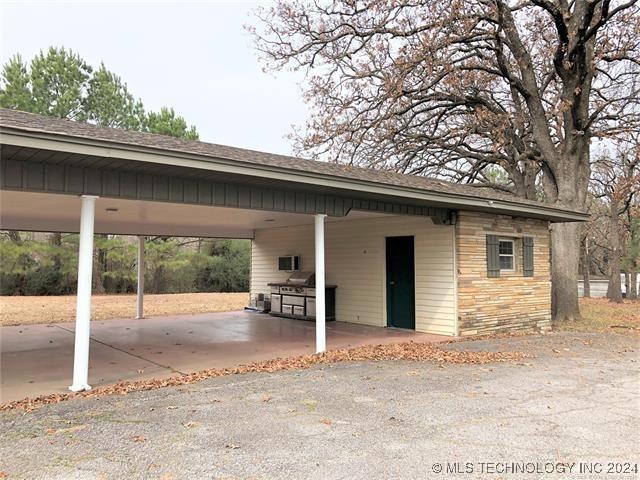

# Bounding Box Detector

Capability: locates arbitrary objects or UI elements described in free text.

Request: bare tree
[252,0,640,322]
[580,225,593,297]
[3,230,22,245]
[625,214,640,299]
[590,135,640,302]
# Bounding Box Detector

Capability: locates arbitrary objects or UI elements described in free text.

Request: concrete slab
[1,311,445,402]
[0,324,172,403]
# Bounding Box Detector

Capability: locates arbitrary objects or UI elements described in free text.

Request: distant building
[578,275,639,298]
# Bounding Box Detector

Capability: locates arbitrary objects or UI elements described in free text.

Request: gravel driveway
[1,332,638,479]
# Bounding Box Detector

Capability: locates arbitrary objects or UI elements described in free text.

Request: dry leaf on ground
[1,341,525,412]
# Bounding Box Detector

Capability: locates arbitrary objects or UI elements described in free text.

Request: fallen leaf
[130,435,146,443]
[182,421,198,428]
[1,341,525,412]
[225,443,240,449]
[320,418,333,425]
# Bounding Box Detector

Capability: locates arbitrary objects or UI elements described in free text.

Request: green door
[386,236,416,329]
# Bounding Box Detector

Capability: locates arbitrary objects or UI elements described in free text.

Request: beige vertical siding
[251,215,456,335]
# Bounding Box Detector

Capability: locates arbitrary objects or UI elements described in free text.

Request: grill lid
[287,271,315,285]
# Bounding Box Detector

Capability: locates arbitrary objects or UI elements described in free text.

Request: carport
[1,173,410,395]
[1,109,585,398]
[1,109,458,394]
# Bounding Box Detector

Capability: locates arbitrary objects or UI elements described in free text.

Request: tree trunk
[92,235,107,294]
[7,231,22,245]
[607,271,622,301]
[550,222,581,323]
[624,273,630,298]
[606,200,623,303]
[49,232,62,268]
[548,162,589,324]
[582,236,591,298]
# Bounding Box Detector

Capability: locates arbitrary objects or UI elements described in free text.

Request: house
[0,108,587,391]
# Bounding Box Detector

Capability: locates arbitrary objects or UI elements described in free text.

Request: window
[499,239,515,271]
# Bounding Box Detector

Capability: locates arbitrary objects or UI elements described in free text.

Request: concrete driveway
[1,311,444,402]
[1,332,638,479]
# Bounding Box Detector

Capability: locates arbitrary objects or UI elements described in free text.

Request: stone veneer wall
[456,211,552,335]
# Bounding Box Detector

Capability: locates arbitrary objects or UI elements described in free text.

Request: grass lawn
[1,293,637,332]
[566,297,640,333]
[0,292,249,326]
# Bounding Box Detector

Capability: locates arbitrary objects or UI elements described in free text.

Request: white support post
[136,236,145,319]
[315,214,326,353]
[69,195,97,392]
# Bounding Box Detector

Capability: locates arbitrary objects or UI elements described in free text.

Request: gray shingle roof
[0,108,585,219]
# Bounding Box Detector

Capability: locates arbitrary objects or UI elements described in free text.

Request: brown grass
[0,292,249,326]
[564,297,640,333]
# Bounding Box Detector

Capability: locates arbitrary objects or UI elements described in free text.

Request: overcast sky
[0,0,307,156]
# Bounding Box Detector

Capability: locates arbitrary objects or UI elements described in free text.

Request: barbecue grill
[268,272,336,321]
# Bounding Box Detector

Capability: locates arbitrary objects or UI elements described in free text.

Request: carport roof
[0,108,588,222]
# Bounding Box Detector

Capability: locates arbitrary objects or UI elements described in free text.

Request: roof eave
[0,126,589,223]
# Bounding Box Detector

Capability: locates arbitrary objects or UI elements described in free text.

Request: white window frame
[498,238,516,272]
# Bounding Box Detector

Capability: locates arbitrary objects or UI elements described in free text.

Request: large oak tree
[252,0,640,322]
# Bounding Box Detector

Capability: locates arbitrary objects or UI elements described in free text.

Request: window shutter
[523,236,534,277]
[486,235,500,278]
